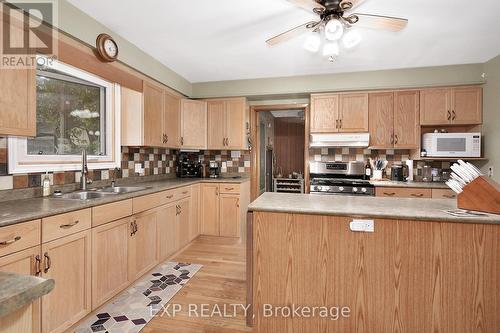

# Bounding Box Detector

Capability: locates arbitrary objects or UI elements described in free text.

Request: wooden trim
[250,104,309,201]
[246,211,253,327]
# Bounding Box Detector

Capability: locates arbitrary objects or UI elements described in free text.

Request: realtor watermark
[1,0,58,69]
[151,303,351,321]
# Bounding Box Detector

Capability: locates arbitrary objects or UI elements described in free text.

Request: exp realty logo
[1,0,58,68]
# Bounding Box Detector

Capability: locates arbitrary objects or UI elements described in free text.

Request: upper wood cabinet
[121,83,182,148]
[338,93,369,132]
[420,86,482,125]
[310,93,368,133]
[369,91,420,149]
[180,99,207,149]
[207,97,248,150]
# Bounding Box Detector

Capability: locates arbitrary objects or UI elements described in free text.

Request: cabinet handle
[134,221,138,234]
[236,198,240,208]
[181,137,184,145]
[394,134,399,145]
[166,194,174,199]
[339,119,342,128]
[335,119,339,129]
[225,187,234,191]
[43,252,51,273]
[35,255,42,276]
[130,221,134,236]
[447,110,451,120]
[182,191,188,195]
[223,138,226,146]
[226,138,230,146]
[384,192,396,196]
[59,220,79,229]
[0,235,21,246]
[443,194,456,199]
[452,110,456,120]
[216,187,219,196]
[165,134,169,143]
[411,193,424,197]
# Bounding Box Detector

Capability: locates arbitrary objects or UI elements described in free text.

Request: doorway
[250,104,310,200]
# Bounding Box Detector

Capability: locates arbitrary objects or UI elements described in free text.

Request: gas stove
[309,161,375,196]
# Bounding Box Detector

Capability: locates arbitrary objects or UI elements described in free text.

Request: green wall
[55,0,192,96]
[192,64,486,99]
[480,55,500,183]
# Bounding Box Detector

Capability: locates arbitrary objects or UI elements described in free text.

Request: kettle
[391,164,409,182]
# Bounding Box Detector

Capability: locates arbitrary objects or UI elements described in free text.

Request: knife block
[457,176,500,214]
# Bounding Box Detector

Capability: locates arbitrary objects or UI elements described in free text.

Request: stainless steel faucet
[80,149,92,190]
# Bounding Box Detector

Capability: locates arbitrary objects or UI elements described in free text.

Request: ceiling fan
[266,0,408,58]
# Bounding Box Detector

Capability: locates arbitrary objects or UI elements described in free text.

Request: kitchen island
[247,193,500,333]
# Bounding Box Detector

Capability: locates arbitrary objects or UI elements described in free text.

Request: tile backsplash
[0,136,250,191]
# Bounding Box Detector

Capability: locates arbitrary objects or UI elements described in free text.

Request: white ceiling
[67,0,500,83]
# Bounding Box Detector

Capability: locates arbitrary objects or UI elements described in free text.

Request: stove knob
[338,186,344,192]
[316,186,323,191]
[361,188,367,193]
[352,187,358,193]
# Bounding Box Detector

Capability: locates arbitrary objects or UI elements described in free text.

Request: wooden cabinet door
[225,98,247,149]
[41,230,91,333]
[0,13,36,137]
[177,197,191,248]
[0,246,41,333]
[207,100,226,149]
[201,184,220,236]
[157,203,178,262]
[91,218,130,309]
[338,93,369,132]
[394,90,420,149]
[164,91,181,148]
[420,88,451,125]
[219,194,240,237]
[189,184,201,241]
[180,99,207,149]
[368,92,394,148]
[451,86,482,125]
[310,94,339,133]
[143,81,164,147]
[128,210,158,281]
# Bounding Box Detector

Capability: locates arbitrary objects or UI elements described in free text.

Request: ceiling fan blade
[287,0,325,13]
[340,0,366,11]
[348,13,408,31]
[266,21,320,46]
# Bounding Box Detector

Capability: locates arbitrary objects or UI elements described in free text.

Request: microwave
[422,132,481,157]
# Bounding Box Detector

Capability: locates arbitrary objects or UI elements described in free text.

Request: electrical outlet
[488,166,494,178]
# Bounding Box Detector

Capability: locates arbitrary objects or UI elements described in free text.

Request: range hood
[310,133,370,148]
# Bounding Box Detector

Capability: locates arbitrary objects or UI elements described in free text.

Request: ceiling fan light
[342,30,363,49]
[325,19,344,41]
[303,33,321,53]
[323,42,340,57]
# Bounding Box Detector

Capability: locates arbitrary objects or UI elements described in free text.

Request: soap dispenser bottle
[42,172,51,197]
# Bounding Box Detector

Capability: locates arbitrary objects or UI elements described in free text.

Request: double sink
[54,186,148,200]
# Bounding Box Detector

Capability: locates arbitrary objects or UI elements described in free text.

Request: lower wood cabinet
[176,197,191,248]
[190,184,201,241]
[91,218,130,309]
[41,230,91,333]
[0,246,41,333]
[128,209,158,281]
[201,184,220,236]
[157,203,178,262]
[219,194,240,237]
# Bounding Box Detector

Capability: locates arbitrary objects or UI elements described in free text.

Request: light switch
[349,220,374,232]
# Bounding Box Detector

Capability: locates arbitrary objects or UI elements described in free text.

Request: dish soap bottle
[42,172,51,197]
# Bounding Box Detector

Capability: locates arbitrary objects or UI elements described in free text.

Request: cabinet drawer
[159,189,177,206]
[133,192,163,214]
[432,188,457,199]
[376,187,431,198]
[92,199,133,227]
[42,209,91,243]
[174,186,191,200]
[0,220,40,258]
[219,183,240,194]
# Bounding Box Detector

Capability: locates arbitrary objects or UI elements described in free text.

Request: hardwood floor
[142,236,251,333]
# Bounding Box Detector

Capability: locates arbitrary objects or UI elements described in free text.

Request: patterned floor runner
[75,262,202,333]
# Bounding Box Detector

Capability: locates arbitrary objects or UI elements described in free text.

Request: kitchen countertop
[369,180,449,189]
[248,192,500,225]
[0,176,249,228]
[0,272,54,318]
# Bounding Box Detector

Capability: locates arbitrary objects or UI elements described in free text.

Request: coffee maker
[209,161,220,178]
[391,164,409,182]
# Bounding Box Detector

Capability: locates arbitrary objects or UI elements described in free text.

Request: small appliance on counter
[176,152,201,178]
[391,163,409,182]
[209,161,220,178]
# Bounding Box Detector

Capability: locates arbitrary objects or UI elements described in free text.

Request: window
[9,56,120,173]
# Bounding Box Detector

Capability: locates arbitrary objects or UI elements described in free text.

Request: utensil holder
[457,176,500,215]
[372,170,383,180]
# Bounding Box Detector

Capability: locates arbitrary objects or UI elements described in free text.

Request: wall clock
[96,33,118,62]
